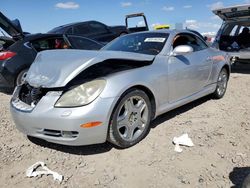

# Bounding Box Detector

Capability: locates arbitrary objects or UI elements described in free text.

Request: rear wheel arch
[222,64,230,78]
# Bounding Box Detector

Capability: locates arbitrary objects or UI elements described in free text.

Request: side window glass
[89,22,107,34]
[238,26,250,34]
[173,35,189,49]
[68,36,102,50]
[65,27,73,34]
[74,24,91,35]
[230,25,238,36]
[173,33,207,52]
[31,38,69,52]
[194,36,208,51]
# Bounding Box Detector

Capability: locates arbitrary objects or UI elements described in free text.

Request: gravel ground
[0,64,250,188]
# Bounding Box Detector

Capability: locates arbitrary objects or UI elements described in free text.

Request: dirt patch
[0,64,250,188]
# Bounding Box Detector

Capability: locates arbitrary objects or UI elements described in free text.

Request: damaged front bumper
[10,86,117,146]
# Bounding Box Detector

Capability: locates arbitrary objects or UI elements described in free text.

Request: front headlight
[55,79,106,107]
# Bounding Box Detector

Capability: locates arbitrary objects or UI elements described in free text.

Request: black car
[0,12,103,91]
[0,36,15,51]
[48,20,128,43]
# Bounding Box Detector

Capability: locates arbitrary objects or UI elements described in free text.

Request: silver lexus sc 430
[10,30,230,148]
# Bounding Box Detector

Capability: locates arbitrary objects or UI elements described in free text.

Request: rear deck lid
[0,11,23,39]
[213,4,250,21]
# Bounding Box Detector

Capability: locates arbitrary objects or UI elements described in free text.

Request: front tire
[212,68,228,99]
[108,89,152,148]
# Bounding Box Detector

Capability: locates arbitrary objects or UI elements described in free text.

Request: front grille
[19,84,46,106]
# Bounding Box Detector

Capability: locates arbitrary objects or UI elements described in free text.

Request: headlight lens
[55,79,106,107]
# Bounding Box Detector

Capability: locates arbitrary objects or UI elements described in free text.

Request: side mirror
[171,45,193,56]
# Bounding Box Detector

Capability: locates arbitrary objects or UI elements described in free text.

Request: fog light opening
[61,131,78,138]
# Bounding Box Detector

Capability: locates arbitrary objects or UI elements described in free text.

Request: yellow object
[154,24,170,30]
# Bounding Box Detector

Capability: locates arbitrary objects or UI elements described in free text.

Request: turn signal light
[0,51,16,60]
[80,121,102,128]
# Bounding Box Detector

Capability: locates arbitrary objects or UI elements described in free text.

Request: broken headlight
[55,79,106,107]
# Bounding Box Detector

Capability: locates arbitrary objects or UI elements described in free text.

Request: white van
[212,4,250,64]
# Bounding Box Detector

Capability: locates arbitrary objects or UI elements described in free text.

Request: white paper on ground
[173,133,194,153]
[26,161,63,182]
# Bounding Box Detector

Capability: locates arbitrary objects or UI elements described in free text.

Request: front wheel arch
[107,87,154,148]
[113,85,156,120]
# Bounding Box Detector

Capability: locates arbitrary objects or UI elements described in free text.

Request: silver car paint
[26,50,155,88]
[11,30,230,146]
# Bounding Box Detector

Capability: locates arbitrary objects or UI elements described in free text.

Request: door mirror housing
[171,45,194,56]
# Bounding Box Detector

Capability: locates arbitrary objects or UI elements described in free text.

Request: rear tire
[212,68,228,99]
[108,89,152,148]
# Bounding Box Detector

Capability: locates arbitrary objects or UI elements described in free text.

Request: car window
[103,32,169,55]
[47,27,66,34]
[88,22,108,34]
[229,25,239,36]
[31,37,69,52]
[173,33,208,52]
[74,24,91,35]
[238,26,250,34]
[65,27,73,34]
[67,36,103,50]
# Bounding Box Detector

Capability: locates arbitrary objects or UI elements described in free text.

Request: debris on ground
[173,133,194,152]
[26,161,63,182]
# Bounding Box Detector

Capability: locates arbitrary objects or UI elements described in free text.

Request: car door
[168,33,212,103]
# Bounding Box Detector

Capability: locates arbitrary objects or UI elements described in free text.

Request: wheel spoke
[125,98,135,114]
[136,99,146,113]
[125,125,136,140]
[117,115,128,129]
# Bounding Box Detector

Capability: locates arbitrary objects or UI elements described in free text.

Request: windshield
[103,32,169,55]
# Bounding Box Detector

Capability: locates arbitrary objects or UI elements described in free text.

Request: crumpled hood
[26,49,154,88]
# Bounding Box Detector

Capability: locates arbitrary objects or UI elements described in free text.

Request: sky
[1,0,250,35]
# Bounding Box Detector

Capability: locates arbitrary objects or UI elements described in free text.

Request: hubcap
[217,71,227,96]
[117,96,149,142]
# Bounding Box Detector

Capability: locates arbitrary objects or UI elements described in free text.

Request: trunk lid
[213,4,250,21]
[0,11,24,39]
